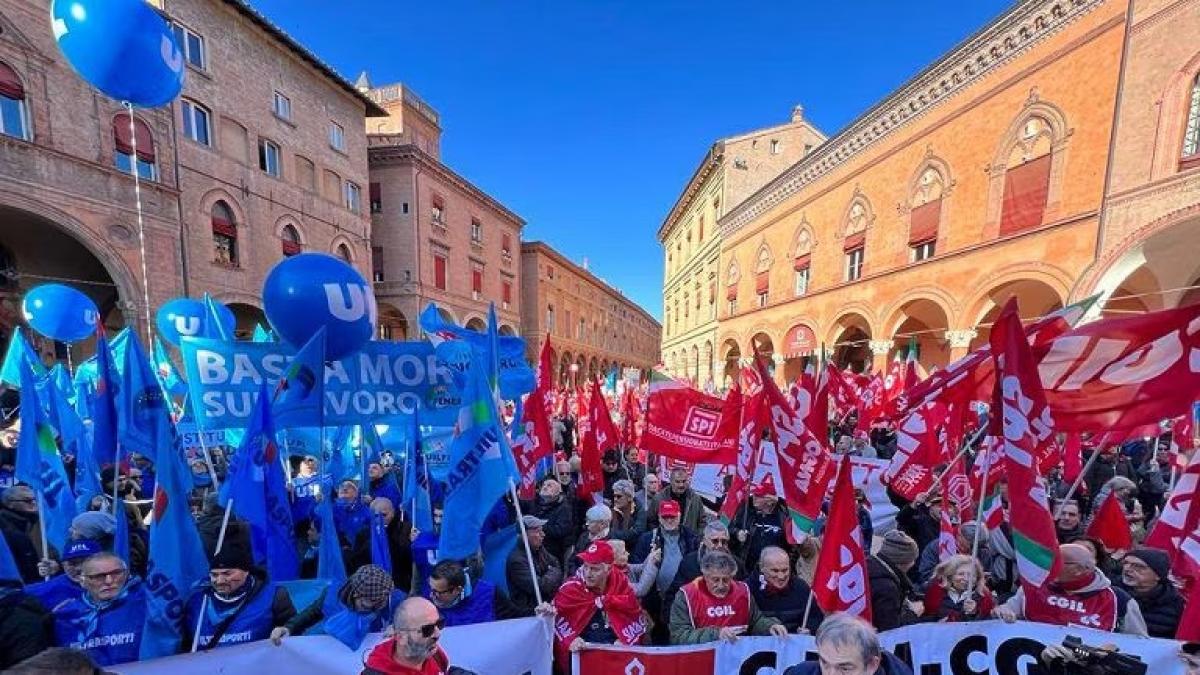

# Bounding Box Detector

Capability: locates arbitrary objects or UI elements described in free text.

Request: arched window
[793,228,813,297]
[211,201,238,266]
[1000,116,1053,235]
[754,244,772,308]
[909,166,945,261]
[0,62,30,140]
[336,243,352,262]
[113,113,157,180]
[843,199,870,282]
[280,223,302,256]
[1183,73,1200,168]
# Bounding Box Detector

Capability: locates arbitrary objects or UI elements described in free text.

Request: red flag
[1061,433,1083,483]
[719,384,761,524]
[943,449,973,522]
[642,382,740,464]
[937,501,958,563]
[537,336,554,391]
[1086,494,1133,552]
[756,359,836,542]
[903,347,921,395]
[991,298,1061,589]
[1145,438,1200,576]
[589,380,620,458]
[824,362,857,415]
[1175,533,1200,641]
[812,455,872,621]
[885,401,948,500]
[855,374,885,433]
[795,363,830,447]
[883,355,905,406]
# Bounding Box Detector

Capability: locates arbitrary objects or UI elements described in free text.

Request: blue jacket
[334,499,371,542]
[27,573,83,613]
[368,476,403,511]
[53,577,146,666]
[291,474,322,523]
[183,571,296,650]
[783,651,913,675]
[429,578,496,627]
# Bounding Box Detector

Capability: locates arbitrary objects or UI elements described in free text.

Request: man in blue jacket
[425,559,513,627]
[52,551,146,667]
[783,612,912,675]
[26,539,98,613]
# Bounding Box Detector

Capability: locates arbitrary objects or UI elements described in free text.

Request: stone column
[945,329,978,362]
[868,339,894,374]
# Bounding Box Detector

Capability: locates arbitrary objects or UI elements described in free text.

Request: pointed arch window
[910,167,944,261]
[280,223,302,256]
[113,114,157,180]
[211,201,238,266]
[0,62,30,140]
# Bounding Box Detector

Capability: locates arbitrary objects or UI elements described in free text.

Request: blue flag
[112,497,130,566]
[72,327,130,389]
[222,385,299,581]
[0,528,21,585]
[0,328,45,388]
[118,333,169,462]
[402,412,434,533]
[15,358,76,552]
[152,337,187,398]
[44,369,100,510]
[91,329,120,471]
[140,415,208,660]
[370,512,391,574]
[481,523,518,595]
[326,426,357,487]
[437,351,519,561]
[203,293,232,341]
[419,303,534,400]
[273,327,325,430]
[316,497,346,586]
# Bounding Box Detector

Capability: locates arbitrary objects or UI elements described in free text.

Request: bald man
[361,597,450,674]
[992,543,1147,635]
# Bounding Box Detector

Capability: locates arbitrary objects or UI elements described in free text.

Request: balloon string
[125,101,153,347]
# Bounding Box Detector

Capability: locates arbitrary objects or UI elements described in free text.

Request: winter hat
[877,530,919,569]
[210,536,255,571]
[70,511,116,540]
[1126,547,1170,582]
[342,564,394,608]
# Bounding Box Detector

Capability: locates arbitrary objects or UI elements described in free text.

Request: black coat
[731,504,786,570]
[505,544,562,616]
[0,588,54,669]
[895,503,939,554]
[1117,579,1183,639]
[868,555,914,632]
[348,518,414,591]
[784,651,913,675]
[749,574,822,633]
[525,497,575,564]
[0,511,40,584]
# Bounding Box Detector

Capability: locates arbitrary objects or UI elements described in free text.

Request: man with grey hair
[669,550,786,644]
[568,504,613,575]
[362,596,450,674]
[783,612,913,675]
[675,520,743,587]
[609,478,647,547]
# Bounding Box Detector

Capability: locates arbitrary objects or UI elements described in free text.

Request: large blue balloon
[51,0,185,108]
[156,297,235,346]
[22,284,99,343]
[263,253,377,361]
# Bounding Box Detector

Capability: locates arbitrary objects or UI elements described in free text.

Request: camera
[1046,636,1147,675]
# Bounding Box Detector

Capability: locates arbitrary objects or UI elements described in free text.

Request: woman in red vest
[668,550,787,644]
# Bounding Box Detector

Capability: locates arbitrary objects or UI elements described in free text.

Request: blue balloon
[263,253,377,361]
[156,298,235,346]
[51,0,185,108]
[22,284,99,343]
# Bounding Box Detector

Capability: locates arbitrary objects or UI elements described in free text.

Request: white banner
[577,620,1183,674]
[115,616,553,675]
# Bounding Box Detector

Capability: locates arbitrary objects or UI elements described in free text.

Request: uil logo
[174,316,202,337]
[83,309,99,327]
[323,283,378,324]
[160,33,184,74]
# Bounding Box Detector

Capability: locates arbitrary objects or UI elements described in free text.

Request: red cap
[658,500,681,518]
[751,475,776,498]
[577,540,614,565]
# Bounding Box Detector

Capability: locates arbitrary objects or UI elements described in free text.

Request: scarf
[73,579,135,644]
[656,530,683,592]
[553,568,645,662]
[1055,571,1096,593]
[206,575,257,628]
[322,585,385,650]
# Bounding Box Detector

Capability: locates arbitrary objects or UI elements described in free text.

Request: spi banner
[577,620,1184,674]
[179,338,463,429]
[115,616,551,675]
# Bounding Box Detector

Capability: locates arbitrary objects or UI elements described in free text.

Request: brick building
[520,241,661,386]
[0,0,383,355]
[704,0,1133,388]
[659,106,826,387]
[364,81,523,340]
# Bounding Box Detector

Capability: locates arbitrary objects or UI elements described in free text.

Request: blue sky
[252,1,1013,320]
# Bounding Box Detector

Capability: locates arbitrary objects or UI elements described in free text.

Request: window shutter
[502,281,512,304]
[113,114,156,163]
[908,199,941,246]
[434,256,447,289]
[755,272,770,294]
[1000,154,1051,236]
[211,215,236,238]
[472,269,482,293]
[726,285,737,301]
[281,240,301,256]
[369,181,381,203]
[843,232,865,252]
[0,63,24,100]
[793,254,811,271]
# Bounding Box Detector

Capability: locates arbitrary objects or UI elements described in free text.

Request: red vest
[680,578,751,629]
[1025,582,1118,631]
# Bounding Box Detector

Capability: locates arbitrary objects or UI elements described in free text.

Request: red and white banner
[812,456,871,620]
[642,384,739,464]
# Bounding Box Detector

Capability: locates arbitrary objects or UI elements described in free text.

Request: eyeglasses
[402,618,445,638]
[430,586,460,599]
[708,538,730,546]
[84,568,127,582]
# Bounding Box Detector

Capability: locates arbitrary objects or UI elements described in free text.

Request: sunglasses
[404,618,446,638]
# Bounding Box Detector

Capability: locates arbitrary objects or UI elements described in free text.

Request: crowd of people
[1,400,1199,675]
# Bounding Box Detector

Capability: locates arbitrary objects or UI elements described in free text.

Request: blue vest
[53,578,146,666]
[186,577,280,649]
[27,573,83,613]
[435,579,496,628]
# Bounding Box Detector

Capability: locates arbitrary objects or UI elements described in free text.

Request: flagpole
[1053,447,1102,520]
[35,492,50,581]
[192,499,233,653]
[971,439,994,560]
[112,443,122,510]
[799,585,816,635]
[182,393,221,492]
[508,477,543,606]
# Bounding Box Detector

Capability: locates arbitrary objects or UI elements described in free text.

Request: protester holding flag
[749,546,822,634]
[919,554,994,622]
[505,515,562,617]
[916,521,989,588]
[993,542,1147,635]
[51,551,146,666]
[867,531,920,632]
[347,498,413,591]
[25,539,95,613]
[289,454,323,524]
[525,476,575,565]
[730,479,787,574]
[271,564,404,649]
[1113,547,1182,639]
[631,500,699,643]
[334,480,372,544]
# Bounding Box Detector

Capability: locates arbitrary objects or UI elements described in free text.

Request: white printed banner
[114,616,552,675]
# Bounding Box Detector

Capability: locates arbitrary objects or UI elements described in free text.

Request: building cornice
[521,241,662,328]
[368,142,526,227]
[719,0,1107,238]
[657,144,724,242]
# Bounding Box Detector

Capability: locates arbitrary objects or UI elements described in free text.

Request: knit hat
[341,564,394,608]
[210,537,255,571]
[877,530,919,569]
[70,511,116,540]
[1126,547,1170,582]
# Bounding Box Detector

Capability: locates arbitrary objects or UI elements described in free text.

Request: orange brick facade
[520,242,661,387]
[705,0,1149,388]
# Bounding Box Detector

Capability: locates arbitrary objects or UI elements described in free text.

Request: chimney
[355,71,372,93]
[791,103,805,124]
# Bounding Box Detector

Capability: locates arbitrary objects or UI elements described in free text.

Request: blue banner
[179,338,464,429]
